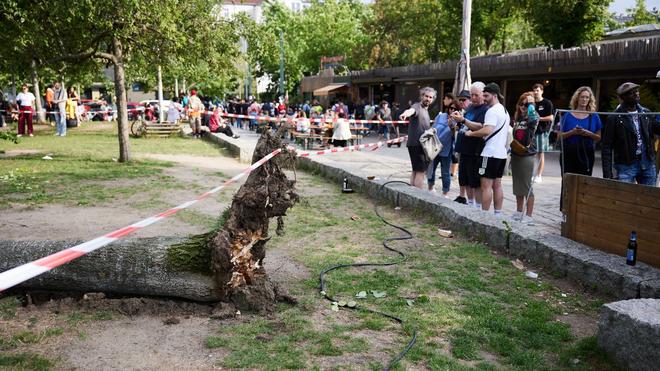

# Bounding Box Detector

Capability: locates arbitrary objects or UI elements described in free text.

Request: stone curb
[203,132,255,163]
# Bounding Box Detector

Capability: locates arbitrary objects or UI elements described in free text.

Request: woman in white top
[332,112,352,147]
[167,97,182,123]
[16,84,36,137]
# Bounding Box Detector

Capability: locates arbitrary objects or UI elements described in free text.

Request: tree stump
[210,127,299,313]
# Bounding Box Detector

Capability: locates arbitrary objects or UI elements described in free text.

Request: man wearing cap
[453,82,488,208]
[601,82,660,185]
[457,90,471,111]
[188,89,204,138]
[452,83,510,216]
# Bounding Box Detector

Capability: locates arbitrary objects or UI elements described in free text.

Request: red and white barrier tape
[292,135,407,157]
[2,108,408,125]
[219,112,408,125]
[0,133,409,292]
[0,148,282,293]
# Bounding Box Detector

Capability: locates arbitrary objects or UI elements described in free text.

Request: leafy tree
[241,0,372,97]
[365,0,462,67]
[625,0,658,26]
[297,0,373,73]
[471,0,541,55]
[524,0,611,48]
[0,0,239,162]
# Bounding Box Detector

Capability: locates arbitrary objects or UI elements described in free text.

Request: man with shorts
[453,82,488,208]
[400,87,436,189]
[452,83,510,216]
[532,83,554,183]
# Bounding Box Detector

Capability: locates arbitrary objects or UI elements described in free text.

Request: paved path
[212,128,603,236]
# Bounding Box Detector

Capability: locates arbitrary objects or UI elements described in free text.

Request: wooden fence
[561,174,660,268]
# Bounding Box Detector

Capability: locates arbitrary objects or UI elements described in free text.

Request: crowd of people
[403,81,660,224]
[4,80,658,216]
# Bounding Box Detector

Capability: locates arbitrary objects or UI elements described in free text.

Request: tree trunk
[112,36,131,163]
[31,59,46,124]
[0,238,221,302]
[211,127,298,313]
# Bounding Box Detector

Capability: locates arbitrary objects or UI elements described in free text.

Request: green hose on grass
[319,180,417,370]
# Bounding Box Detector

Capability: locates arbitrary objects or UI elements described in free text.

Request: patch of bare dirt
[0,204,209,241]
[555,313,598,338]
[0,154,249,241]
[0,149,43,158]
[60,316,226,370]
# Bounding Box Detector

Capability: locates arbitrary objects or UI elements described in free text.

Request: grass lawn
[0,122,226,208]
[0,123,619,370]
[204,173,619,370]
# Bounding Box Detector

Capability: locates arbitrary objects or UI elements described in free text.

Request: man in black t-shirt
[532,83,554,183]
[455,82,489,208]
[400,87,435,189]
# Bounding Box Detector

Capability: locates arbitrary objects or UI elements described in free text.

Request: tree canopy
[625,0,659,26]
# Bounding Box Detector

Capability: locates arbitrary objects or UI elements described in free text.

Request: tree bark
[112,36,131,163]
[31,59,46,124]
[211,127,298,313]
[0,238,221,302]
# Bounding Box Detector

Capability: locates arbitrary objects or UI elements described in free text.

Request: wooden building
[302,33,660,114]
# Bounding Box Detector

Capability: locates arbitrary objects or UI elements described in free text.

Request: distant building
[302,30,660,115]
[219,0,311,23]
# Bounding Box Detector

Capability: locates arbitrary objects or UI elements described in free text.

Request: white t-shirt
[480,103,510,159]
[16,92,36,107]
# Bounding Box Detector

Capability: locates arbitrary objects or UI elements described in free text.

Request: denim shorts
[614,158,657,186]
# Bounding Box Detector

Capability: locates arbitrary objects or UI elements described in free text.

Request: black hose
[318,180,417,370]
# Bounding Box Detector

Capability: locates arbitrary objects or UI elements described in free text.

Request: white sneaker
[510,212,523,221]
[429,188,437,194]
[29,134,34,137]
[533,176,543,184]
[524,216,535,226]
[17,134,22,137]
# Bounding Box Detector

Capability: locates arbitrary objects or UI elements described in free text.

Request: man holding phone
[451,83,510,216]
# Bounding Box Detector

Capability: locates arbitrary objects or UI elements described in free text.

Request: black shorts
[480,156,507,179]
[458,154,481,188]
[407,146,429,172]
[451,152,459,164]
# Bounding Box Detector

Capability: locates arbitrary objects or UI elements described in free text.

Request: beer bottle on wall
[626,231,637,266]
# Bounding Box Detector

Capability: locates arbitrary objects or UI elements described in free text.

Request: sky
[610,0,660,14]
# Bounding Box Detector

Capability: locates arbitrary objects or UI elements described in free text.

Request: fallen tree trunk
[1,130,298,307]
[0,238,221,302]
[211,127,299,313]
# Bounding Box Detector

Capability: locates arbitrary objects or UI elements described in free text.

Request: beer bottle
[626,231,637,266]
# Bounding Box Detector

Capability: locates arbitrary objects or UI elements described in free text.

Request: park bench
[143,121,181,138]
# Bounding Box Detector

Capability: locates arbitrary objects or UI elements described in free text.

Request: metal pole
[279,30,285,98]
[157,65,164,123]
[175,78,179,98]
[454,0,472,95]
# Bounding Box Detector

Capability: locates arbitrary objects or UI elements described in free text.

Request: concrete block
[597,299,660,371]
